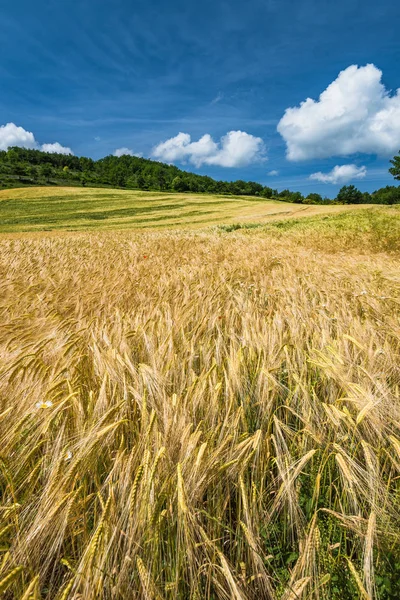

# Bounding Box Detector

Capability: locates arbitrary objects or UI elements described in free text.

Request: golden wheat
[0,229,399,599]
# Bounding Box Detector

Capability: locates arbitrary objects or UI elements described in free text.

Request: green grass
[218,206,400,254]
[0,187,278,232]
[0,186,379,233]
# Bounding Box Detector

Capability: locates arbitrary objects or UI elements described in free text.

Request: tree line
[0,146,399,204]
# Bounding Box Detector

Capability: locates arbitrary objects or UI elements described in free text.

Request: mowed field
[0,188,400,599]
[0,186,379,233]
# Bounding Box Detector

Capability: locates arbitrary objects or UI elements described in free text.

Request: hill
[2,146,400,205]
[0,146,275,198]
[0,186,379,234]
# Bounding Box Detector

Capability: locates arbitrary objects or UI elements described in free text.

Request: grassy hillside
[0,186,379,233]
[220,205,400,255]
[0,227,399,599]
[0,146,271,198]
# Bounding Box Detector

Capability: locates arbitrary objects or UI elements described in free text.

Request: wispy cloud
[210,92,223,105]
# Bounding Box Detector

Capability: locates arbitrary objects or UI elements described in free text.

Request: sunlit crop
[0,225,399,599]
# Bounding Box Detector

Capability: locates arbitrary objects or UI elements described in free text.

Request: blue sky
[1,0,400,195]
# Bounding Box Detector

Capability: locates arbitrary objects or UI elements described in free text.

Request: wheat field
[0,186,374,233]
[0,221,400,598]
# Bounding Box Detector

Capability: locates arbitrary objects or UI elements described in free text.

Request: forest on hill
[1,146,400,205]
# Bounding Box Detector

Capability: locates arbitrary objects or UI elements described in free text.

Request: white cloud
[309,164,367,184]
[152,130,266,168]
[114,147,133,157]
[114,147,143,158]
[267,169,279,176]
[0,122,73,155]
[277,64,400,161]
[0,122,37,150]
[41,142,73,155]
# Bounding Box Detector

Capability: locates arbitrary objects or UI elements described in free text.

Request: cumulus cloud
[0,122,37,150]
[277,64,400,161]
[41,142,73,155]
[0,122,73,154]
[114,147,143,158]
[267,170,279,176]
[310,164,367,184]
[152,130,266,168]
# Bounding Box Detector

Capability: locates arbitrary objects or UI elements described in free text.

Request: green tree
[362,191,372,203]
[136,173,147,189]
[305,192,323,204]
[371,186,400,205]
[389,151,400,180]
[26,166,38,180]
[157,171,166,191]
[7,148,19,163]
[261,186,274,198]
[172,176,187,192]
[13,163,26,176]
[336,185,363,204]
[40,164,52,181]
[290,191,304,204]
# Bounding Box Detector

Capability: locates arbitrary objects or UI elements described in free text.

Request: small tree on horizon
[389,151,400,180]
[336,184,363,204]
[306,192,323,204]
